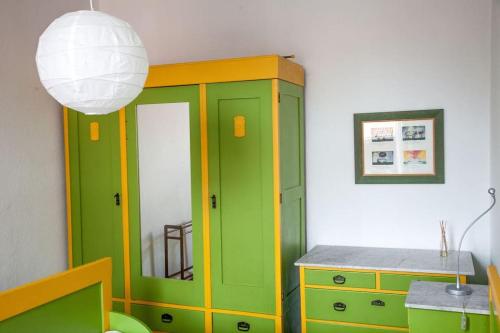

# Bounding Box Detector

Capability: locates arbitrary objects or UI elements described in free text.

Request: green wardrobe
[65,55,306,333]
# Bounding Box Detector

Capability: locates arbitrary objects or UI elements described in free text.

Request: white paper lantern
[36,10,149,115]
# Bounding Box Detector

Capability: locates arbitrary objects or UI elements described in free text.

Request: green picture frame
[354,109,444,184]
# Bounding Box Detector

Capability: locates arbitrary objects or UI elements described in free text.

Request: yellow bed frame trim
[0,258,112,330]
[489,265,500,325]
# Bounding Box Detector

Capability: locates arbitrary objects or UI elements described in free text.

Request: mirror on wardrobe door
[136,102,194,281]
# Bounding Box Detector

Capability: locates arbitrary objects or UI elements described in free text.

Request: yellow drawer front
[305,269,376,289]
[212,313,275,333]
[380,274,455,292]
[305,288,408,328]
[307,321,405,333]
[131,303,205,333]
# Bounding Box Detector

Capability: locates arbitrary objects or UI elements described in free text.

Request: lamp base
[445,283,473,296]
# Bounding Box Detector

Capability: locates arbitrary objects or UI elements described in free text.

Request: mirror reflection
[137,102,193,280]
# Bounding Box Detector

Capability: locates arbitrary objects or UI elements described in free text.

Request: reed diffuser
[440,220,448,257]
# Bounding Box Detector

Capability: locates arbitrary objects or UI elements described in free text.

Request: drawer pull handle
[333,302,347,311]
[371,300,385,307]
[333,275,346,284]
[161,313,173,323]
[237,321,250,331]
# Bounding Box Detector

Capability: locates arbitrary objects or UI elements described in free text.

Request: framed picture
[354,109,444,184]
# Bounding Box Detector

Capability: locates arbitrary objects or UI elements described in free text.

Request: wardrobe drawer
[380,274,455,292]
[305,269,376,289]
[131,304,205,333]
[305,288,407,328]
[212,312,275,333]
[307,321,405,333]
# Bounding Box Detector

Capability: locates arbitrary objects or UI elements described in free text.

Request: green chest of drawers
[296,245,474,333]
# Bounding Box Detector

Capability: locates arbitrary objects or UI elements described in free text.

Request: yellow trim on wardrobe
[272,79,282,319]
[0,257,112,330]
[275,317,282,333]
[145,55,304,88]
[130,300,205,312]
[199,83,213,333]
[210,308,279,321]
[300,266,307,333]
[277,56,305,87]
[488,265,500,324]
[306,318,409,332]
[118,108,132,313]
[63,107,73,269]
[376,271,381,289]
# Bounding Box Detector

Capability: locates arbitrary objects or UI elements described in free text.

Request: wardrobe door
[279,80,306,298]
[67,110,125,298]
[207,80,276,314]
[126,85,205,307]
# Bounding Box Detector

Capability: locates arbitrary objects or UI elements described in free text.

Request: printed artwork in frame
[354,109,444,184]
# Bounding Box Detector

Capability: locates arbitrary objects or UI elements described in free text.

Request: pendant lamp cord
[90,0,94,11]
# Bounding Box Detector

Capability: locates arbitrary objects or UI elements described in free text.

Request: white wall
[491,0,500,268]
[100,0,494,282]
[0,0,87,290]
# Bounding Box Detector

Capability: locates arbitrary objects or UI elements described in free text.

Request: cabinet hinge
[278,92,281,103]
[279,193,283,204]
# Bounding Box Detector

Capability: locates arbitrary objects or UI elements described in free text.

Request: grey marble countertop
[295,245,475,276]
[405,281,489,315]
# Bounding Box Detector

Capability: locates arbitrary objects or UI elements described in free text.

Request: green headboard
[0,258,112,333]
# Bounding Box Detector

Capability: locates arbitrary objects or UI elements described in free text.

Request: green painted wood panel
[207,80,275,314]
[212,313,275,333]
[380,273,455,292]
[305,270,376,289]
[306,321,401,333]
[408,308,489,333]
[279,81,306,298]
[126,85,204,306]
[68,110,124,298]
[305,288,407,328]
[131,304,204,333]
[0,284,102,333]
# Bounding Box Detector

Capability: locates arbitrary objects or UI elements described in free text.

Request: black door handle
[333,302,347,311]
[237,321,250,331]
[114,193,120,206]
[333,275,346,284]
[161,313,173,323]
[371,300,385,307]
[211,194,217,209]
